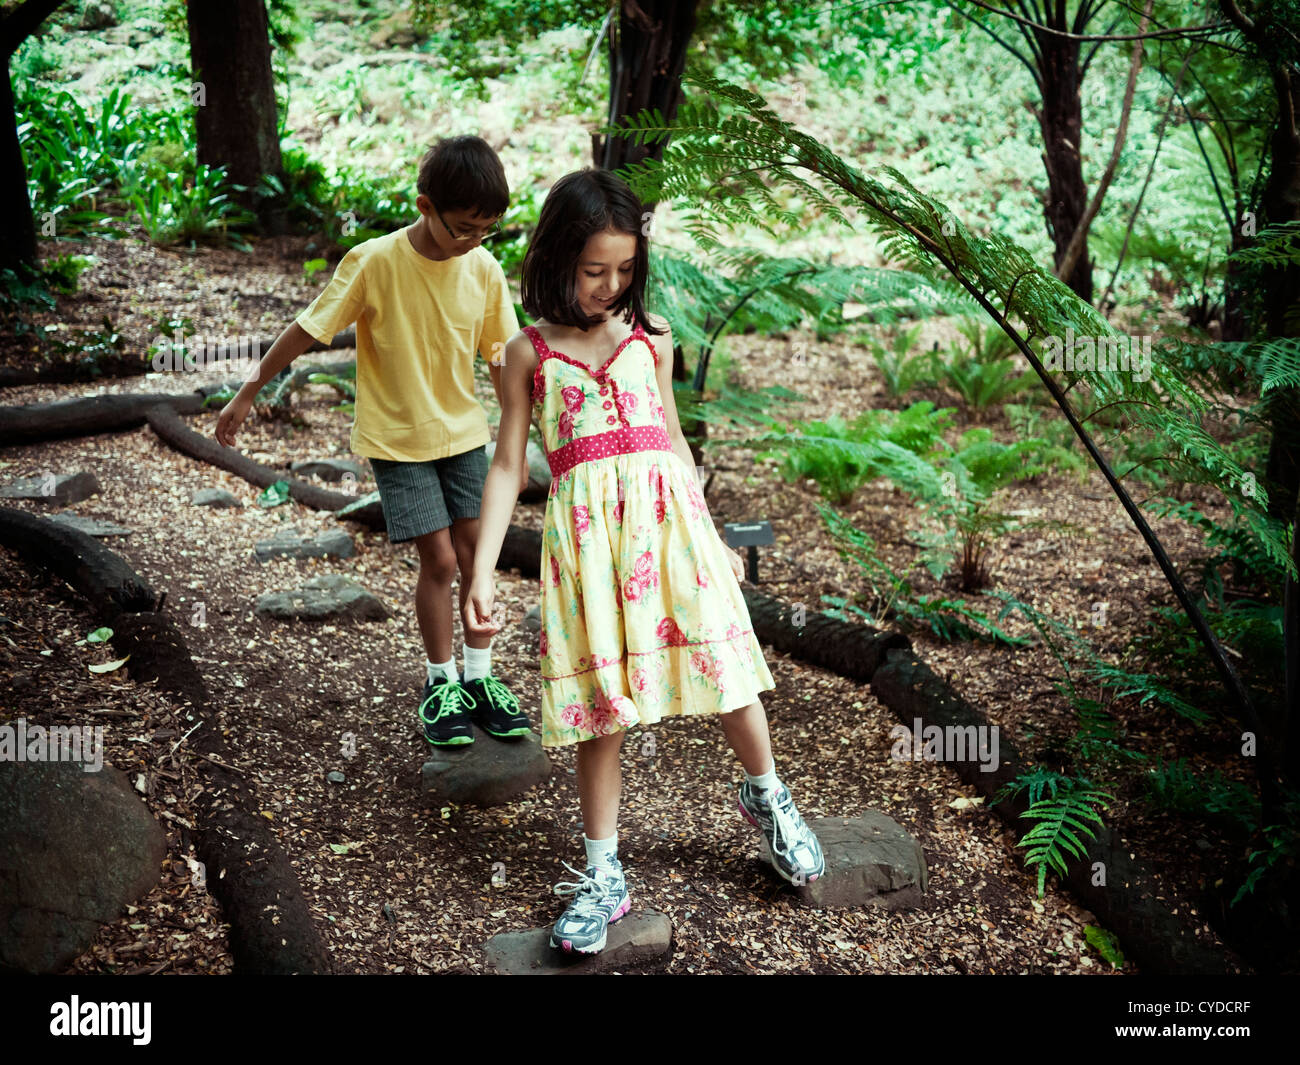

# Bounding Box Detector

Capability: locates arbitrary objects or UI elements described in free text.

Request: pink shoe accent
[610,897,632,922]
[562,939,573,952]
[738,799,759,828]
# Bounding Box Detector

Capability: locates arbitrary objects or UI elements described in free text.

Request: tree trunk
[1035,33,1094,303]
[186,0,283,229]
[0,0,66,275]
[595,0,700,178]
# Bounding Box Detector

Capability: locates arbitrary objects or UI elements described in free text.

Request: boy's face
[415,194,501,259]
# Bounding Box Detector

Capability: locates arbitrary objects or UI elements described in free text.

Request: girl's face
[574,228,638,322]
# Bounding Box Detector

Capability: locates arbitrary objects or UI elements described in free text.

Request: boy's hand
[215,392,255,448]
[464,574,500,637]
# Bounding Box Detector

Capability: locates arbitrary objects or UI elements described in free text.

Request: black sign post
[724,520,775,584]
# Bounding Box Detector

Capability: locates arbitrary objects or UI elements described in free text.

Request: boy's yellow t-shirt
[295,228,517,462]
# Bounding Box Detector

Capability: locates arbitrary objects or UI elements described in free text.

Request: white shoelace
[765,789,811,860]
[553,861,618,913]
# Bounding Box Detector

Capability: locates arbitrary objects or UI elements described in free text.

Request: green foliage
[1083,925,1125,969]
[1144,757,1259,836]
[859,323,938,399]
[130,165,254,248]
[993,591,1214,728]
[306,369,357,416]
[994,768,1114,898]
[607,73,1291,586]
[1233,789,1300,907]
[817,501,1029,645]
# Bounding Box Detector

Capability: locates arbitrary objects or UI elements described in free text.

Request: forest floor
[0,231,1254,974]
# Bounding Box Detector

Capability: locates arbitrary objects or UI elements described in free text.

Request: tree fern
[607,73,1287,801]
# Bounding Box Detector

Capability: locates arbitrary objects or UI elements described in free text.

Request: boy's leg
[412,527,459,664]
[448,516,490,651]
[369,456,472,746]
[722,697,825,884]
[437,446,530,737]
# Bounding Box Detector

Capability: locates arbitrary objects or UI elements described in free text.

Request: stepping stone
[0,471,100,506]
[0,759,166,973]
[254,574,389,621]
[421,725,551,805]
[290,458,365,483]
[46,514,132,537]
[192,488,242,508]
[782,812,927,910]
[487,439,552,502]
[522,605,541,632]
[334,490,383,525]
[484,911,672,974]
[254,528,354,563]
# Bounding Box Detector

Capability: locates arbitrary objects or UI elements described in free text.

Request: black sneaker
[461,674,531,738]
[418,675,475,746]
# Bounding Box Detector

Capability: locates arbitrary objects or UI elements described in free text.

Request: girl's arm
[650,318,747,583]
[465,331,538,635]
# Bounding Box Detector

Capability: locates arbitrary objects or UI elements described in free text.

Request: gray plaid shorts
[369,446,488,543]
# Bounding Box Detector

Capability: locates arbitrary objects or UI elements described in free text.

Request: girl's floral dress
[523,321,775,748]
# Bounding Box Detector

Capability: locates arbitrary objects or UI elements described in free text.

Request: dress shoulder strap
[521,324,551,360]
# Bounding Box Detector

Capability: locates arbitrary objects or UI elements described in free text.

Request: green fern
[1001,771,1114,897]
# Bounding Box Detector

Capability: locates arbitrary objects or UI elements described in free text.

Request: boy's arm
[465,333,537,633]
[214,322,318,447]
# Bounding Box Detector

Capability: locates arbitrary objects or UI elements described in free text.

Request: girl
[464,168,824,955]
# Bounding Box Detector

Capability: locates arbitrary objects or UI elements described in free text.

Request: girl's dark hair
[417,136,509,218]
[521,169,664,335]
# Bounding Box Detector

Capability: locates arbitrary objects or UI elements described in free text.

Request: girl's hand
[463,573,500,637]
[726,546,746,584]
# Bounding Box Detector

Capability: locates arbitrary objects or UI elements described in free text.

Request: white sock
[584,832,618,872]
[427,658,458,685]
[744,762,779,792]
[463,644,492,682]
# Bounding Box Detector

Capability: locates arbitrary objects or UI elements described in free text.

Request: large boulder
[254,574,389,622]
[0,759,166,973]
[784,812,927,910]
[421,726,551,805]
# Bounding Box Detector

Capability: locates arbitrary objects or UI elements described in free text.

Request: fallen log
[0,512,331,974]
[0,392,205,447]
[871,645,1242,974]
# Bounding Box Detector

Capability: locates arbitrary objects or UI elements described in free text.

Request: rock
[421,725,551,805]
[254,574,388,622]
[76,0,118,30]
[522,605,541,632]
[192,488,242,508]
[334,490,383,526]
[290,458,365,483]
[368,10,423,48]
[484,911,672,974]
[46,514,132,537]
[0,760,166,973]
[327,771,346,784]
[781,812,927,910]
[0,471,100,506]
[487,439,552,502]
[253,528,354,563]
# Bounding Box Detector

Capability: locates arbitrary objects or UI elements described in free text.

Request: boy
[216,135,530,748]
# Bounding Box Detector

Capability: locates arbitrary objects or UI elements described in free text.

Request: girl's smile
[575,228,637,320]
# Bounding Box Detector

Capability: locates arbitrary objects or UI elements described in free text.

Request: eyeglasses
[434,204,501,244]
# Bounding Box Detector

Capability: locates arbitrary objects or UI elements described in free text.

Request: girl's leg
[575,730,624,840]
[719,697,775,777]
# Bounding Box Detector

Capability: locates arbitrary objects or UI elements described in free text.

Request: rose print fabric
[523,323,776,748]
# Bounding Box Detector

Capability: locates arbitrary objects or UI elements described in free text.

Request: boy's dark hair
[521,168,664,335]
[417,136,509,219]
